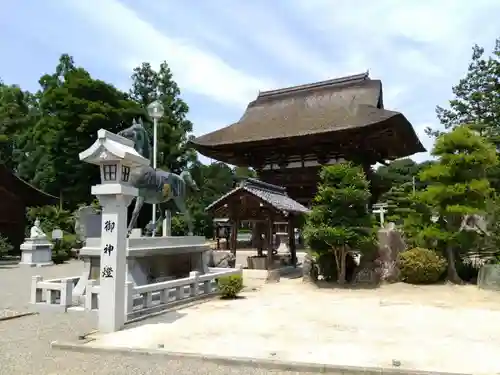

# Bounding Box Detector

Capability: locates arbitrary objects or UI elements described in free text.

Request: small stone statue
[30,218,47,239]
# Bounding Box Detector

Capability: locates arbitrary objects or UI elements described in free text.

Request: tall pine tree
[304,162,375,284]
[417,126,498,283]
[429,39,500,191]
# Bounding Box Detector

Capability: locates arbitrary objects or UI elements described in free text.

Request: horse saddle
[161,181,179,198]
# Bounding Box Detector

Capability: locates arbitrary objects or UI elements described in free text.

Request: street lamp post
[147,100,164,237]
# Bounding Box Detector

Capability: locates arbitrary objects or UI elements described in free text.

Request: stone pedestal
[73,235,211,305]
[19,238,54,267]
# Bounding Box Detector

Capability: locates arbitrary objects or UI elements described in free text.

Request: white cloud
[293,0,496,84]
[201,1,336,81]
[9,0,499,165]
[412,122,437,162]
[61,0,276,107]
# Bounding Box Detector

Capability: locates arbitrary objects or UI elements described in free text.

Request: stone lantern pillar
[79,129,149,333]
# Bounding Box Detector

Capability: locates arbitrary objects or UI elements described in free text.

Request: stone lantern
[79,129,149,333]
[79,129,148,188]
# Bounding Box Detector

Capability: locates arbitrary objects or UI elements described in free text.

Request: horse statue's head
[118,118,152,162]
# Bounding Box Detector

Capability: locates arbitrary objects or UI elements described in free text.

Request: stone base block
[20,238,54,268]
[19,261,54,268]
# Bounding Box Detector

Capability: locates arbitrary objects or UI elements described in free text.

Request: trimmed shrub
[399,247,447,284]
[217,275,244,299]
[51,233,77,264]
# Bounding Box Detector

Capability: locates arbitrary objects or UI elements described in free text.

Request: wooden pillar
[266,217,273,270]
[254,221,264,257]
[230,219,239,256]
[288,215,297,266]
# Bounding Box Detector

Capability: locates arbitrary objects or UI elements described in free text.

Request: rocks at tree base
[353,261,380,286]
[302,253,318,283]
[478,264,500,291]
[375,223,406,283]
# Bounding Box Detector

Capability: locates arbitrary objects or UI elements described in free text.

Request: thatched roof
[0,164,58,207]
[206,178,309,215]
[191,72,425,161]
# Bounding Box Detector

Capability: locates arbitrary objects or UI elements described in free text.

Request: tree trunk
[333,249,341,283]
[338,247,347,285]
[446,246,463,284]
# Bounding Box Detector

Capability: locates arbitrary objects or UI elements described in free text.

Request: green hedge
[217,275,244,299]
[399,247,447,284]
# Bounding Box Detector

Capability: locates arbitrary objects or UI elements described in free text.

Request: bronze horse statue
[118,119,199,236]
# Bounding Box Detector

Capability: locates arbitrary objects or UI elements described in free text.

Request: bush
[52,240,68,264]
[51,233,78,264]
[0,234,13,258]
[217,275,244,299]
[399,247,447,284]
[26,205,74,234]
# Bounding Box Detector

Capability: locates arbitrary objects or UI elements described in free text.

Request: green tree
[377,158,419,185]
[416,125,498,283]
[380,181,415,224]
[129,62,195,174]
[429,39,500,191]
[0,81,36,170]
[16,54,142,207]
[304,162,375,284]
[186,162,236,237]
[431,39,500,141]
[233,166,256,180]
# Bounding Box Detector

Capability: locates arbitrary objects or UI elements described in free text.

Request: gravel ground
[0,260,317,375]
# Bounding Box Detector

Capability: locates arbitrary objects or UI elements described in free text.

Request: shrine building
[190,72,425,205]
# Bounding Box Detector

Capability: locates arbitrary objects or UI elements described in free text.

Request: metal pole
[152,117,158,237]
[412,176,416,194]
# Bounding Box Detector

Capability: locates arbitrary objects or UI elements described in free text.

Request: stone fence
[31,275,80,312]
[31,267,242,318]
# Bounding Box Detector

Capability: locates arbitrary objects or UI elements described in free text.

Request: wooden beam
[288,215,297,266]
[266,216,274,270]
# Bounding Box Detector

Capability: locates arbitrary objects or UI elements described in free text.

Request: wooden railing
[30,275,80,312]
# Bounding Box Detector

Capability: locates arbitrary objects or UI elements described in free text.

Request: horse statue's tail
[180,170,198,190]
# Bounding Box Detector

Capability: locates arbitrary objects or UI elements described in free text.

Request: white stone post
[93,192,134,333]
[163,210,172,237]
[79,128,149,333]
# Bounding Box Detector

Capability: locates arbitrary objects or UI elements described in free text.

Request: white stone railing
[30,268,242,317]
[84,280,100,311]
[30,275,80,312]
[126,268,242,318]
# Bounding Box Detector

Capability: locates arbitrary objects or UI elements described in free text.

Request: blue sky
[1,0,500,164]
